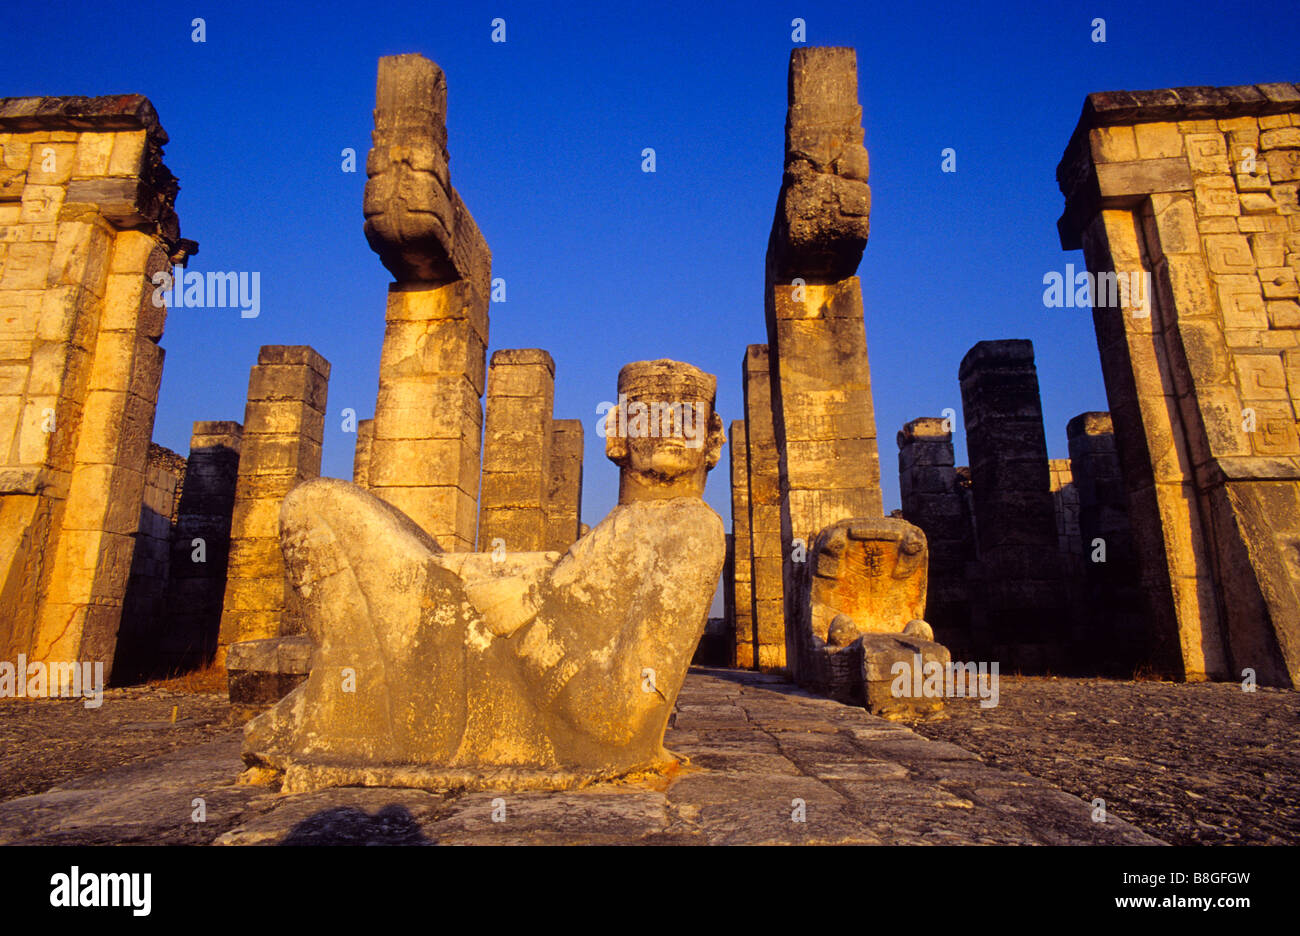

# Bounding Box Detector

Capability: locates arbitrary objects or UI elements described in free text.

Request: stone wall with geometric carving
[1058,82,1300,687]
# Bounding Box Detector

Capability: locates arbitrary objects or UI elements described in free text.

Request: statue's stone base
[857,634,952,720]
[226,636,313,723]
[802,633,952,719]
[242,752,682,795]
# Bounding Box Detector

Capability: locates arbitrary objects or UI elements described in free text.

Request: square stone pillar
[897,417,975,655]
[1057,82,1300,687]
[1067,411,1145,669]
[363,54,491,552]
[368,284,486,551]
[743,345,785,669]
[959,339,1066,669]
[161,420,241,671]
[114,442,185,681]
[217,346,329,666]
[729,418,754,667]
[763,49,881,679]
[544,418,583,553]
[478,349,555,552]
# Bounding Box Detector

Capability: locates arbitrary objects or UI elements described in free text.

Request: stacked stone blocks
[0,94,193,673]
[217,346,329,664]
[1058,82,1300,687]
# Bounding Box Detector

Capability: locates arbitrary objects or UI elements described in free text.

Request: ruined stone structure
[364,54,490,552]
[959,340,1066,670]
[1058,83,1300,687]
[161,420,242,671]
[543,418,583,553]
[742,345,784,669]
[898,402,1150,674]
[113,443,185,681]
[242,360,725,793]
[762,48,883,679]
[1067,411,1146,670]
[0,95,194,674]
[1048,457,1089,654]
[216,346,329,667]
[897,417,976,657]
[478,349,554,552]
[727,418,753,667]
[477,351,583,554]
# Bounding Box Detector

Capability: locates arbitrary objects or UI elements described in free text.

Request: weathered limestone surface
[766,47,872,284]
[364,54,491,552]
[743,346,785,669]
[959,340,1066,670]
[763,49,884,683]
[161,421,241,671]
[478,349,555,552]
[113,442,185,681]
[216,346,329,667]
[897,418,976,656]
[351,418,373,488]
[543,418,583,553]
[362,55,489,290]
[0,94,195,674]
[242,360,726,792]
[1058,83,1300,687]
[728,419,753,667]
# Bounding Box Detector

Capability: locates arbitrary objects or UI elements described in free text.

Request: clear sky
[4,1,1296,584]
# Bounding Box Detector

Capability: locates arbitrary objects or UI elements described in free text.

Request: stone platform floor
[911,675,1300,846]
[0,668,1169,845]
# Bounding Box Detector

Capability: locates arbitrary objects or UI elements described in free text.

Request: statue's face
[606,397,724,499]
[628,414,701,479]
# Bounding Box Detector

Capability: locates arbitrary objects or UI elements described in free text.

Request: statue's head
[606,360,724,503]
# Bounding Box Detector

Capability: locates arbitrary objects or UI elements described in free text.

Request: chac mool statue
[243,359,726,792]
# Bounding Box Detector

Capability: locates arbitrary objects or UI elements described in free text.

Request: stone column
[114,443,185,681]
[364,54,490,552]
[217,346,329,666]
[478,349,555,552]
[897,417,974,655]
[544,418,583,552]
[0,94,195,674]
[763,48,881,677]
[1057,82,1300,687]
[1049,457,1089,657]
[743,345,785,669]
[161,420,241,671]
[958,339,1065,669]
[729,418,754,667]
[1067,411,1145,669]
[352,418,373,488]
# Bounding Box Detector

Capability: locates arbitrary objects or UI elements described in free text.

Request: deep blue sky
[5,1,1296,541]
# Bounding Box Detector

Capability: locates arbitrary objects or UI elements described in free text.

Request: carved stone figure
[788,516,950,717]
[243,360,725,792]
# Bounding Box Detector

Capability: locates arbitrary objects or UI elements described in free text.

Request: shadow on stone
[278,804,432,846]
